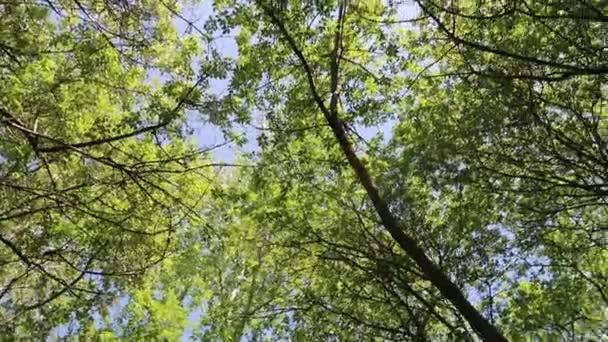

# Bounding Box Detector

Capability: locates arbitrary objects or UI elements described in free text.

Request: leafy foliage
[0,0,215,336]
[1,0,607,340]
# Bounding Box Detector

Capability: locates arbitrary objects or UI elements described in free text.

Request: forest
[0,0,606,340]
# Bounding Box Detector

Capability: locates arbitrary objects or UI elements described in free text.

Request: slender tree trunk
[260,3,508,341]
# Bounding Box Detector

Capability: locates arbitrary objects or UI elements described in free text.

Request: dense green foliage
[1,0,606,340]
[0,0,212,337]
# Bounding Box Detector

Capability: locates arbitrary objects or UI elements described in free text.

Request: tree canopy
[0,0,606,340]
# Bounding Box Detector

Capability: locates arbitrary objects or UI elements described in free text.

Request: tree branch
[257,2,507,341]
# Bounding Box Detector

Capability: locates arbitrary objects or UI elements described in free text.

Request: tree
[394,1,607,339]
[0,0,217,336]
[4,0,608,340]
[202,0,507,339]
